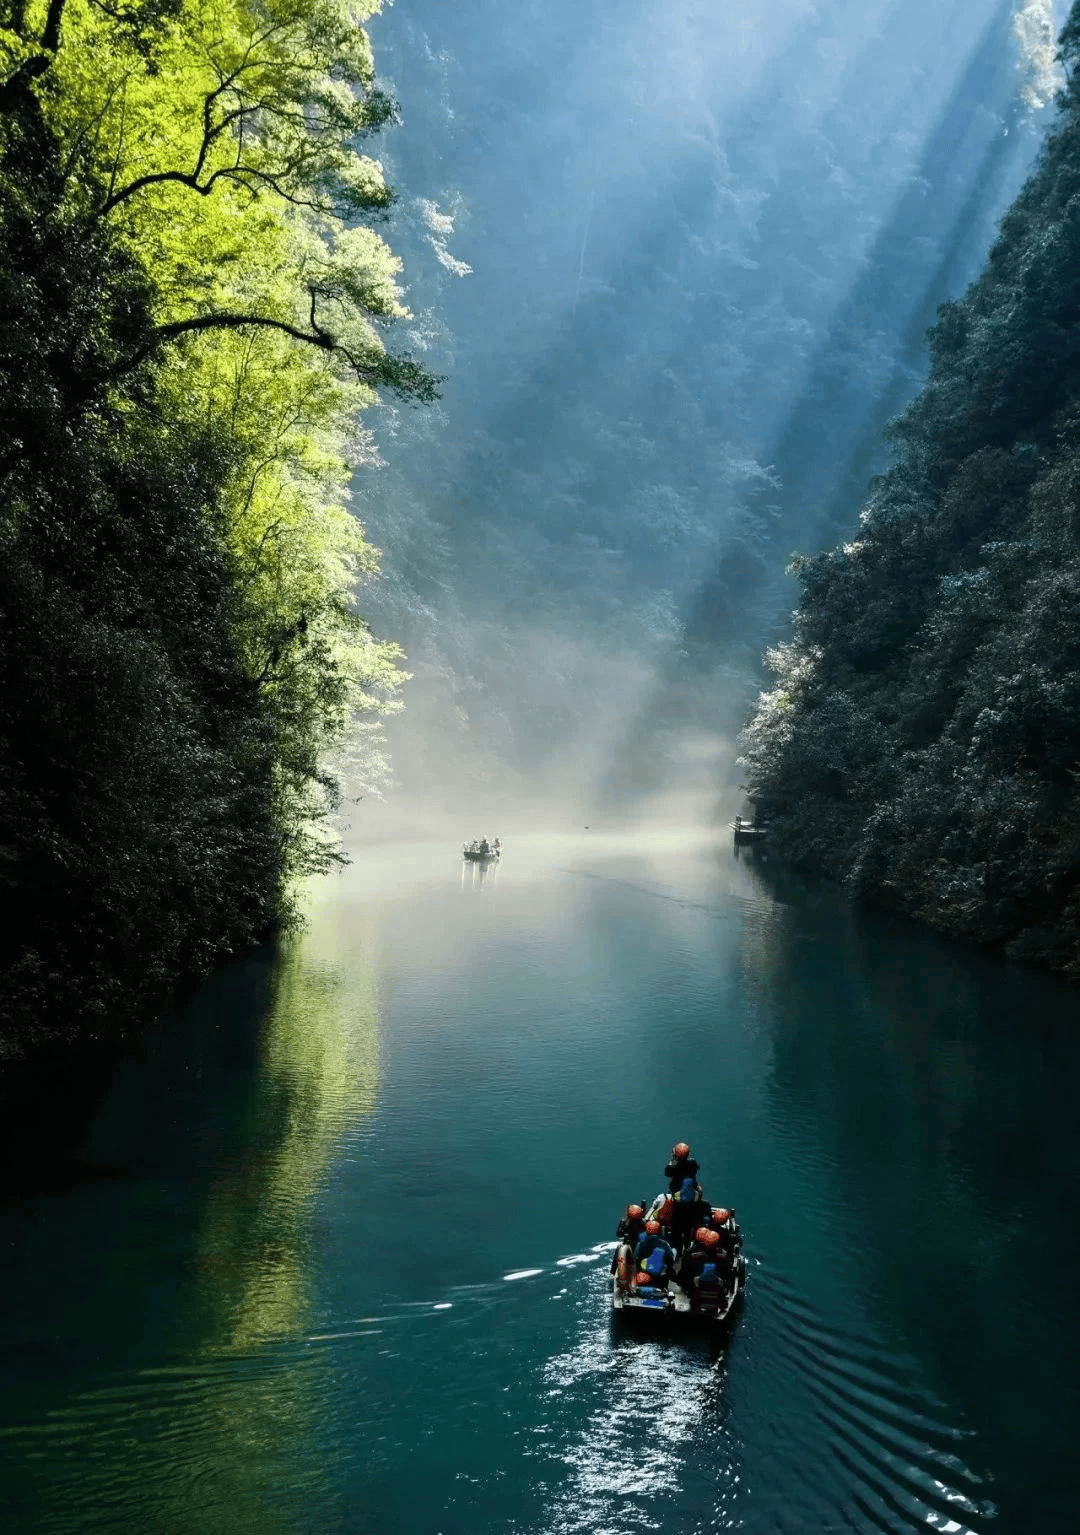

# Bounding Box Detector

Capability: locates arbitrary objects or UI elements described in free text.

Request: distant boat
[730,816,767,843]
[463,839,500,862]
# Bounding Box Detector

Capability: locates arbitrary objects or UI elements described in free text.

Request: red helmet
[633,1271,653,1286]
[673,1142,691,1160]
[657,1198,674,1223]
[696,1227,721,1249]
[712,1208,731,1226]
[626,1204,644,1220]
[644,1219,661,1235]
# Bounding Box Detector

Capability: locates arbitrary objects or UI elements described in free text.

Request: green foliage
[0,0,430,1048]
[740,2,1080,978]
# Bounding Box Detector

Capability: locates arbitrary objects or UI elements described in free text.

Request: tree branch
[41,0,67,53]
[0,0,66,112]
[108,309,441,401]
[0,54,52,113]
[111,311,336,378]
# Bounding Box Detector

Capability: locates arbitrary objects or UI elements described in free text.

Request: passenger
[651,1194,676,1241]
[633,1219,677,1288]
[664,1140,700,1192]
[671,1176,710,1254]
[679,1226,727,1295]
[709,1206,739,1258]
[615,1202,647,1246]
[479,837,489,854]
[610,1203,647,1276]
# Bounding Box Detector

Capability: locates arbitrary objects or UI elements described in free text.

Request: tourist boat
[463,840,500,861]
[611,1198,746,1322]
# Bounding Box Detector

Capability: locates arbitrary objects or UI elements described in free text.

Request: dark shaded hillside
[740,5,1080,978]
[0,0,427,1056]
[0,104,281,1049]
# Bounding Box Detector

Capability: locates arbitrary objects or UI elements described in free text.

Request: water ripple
[745,1267,995,1533]
[2,1237,997,1535]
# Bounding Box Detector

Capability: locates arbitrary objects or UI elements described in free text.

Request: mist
[346,0,1063,834]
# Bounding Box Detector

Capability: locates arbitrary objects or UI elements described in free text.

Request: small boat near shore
[730,815,767,843]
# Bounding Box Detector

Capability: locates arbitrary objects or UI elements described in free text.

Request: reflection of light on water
[534,1291,739,1533]
[195,926,379,1350]
[4,916,384,1535]
[180,919,381,1533]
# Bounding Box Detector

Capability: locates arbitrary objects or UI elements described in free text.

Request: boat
[730,815,767,843]
[611,1197,746,1322]
[463,838,500,862]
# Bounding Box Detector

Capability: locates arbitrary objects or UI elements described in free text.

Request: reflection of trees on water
[194,931,378,1348]
[7,920,383,1535]
[735,880,1080,1527]
[178,921,381,1532]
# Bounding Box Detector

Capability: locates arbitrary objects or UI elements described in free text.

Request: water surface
[2,832,1078,1532]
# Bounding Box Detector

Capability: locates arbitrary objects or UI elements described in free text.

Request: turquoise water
[2,831,1078,1532]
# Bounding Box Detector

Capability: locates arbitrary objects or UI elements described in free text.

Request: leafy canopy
[1,0,432,890]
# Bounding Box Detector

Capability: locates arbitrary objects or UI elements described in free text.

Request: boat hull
[611,1256,746,1324]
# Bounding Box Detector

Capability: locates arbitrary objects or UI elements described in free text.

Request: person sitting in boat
[616,1202,648,1246]
[671,1176,710,1254]
[649,1194,676,1240]
[679,1226,727,1294]
[664,1141,700,1192]
[479,837,490,855]
[633,1220,677,1288]
[709,1205,739,1257]
[610,1203,647,1279]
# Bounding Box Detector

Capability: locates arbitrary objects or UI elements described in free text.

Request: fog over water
[346,0,1063,830]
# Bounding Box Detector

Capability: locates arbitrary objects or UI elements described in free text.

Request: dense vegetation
[0,0,434,1051]
[740,4,1080,978]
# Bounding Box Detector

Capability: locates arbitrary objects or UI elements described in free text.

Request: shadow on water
[0,943,283,1200]
[0,917,383,1535]
[725,846,1080,1532]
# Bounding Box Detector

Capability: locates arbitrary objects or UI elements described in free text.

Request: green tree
[739,0,1080,977]
[0,0,433,1047]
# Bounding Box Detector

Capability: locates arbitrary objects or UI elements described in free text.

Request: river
[2,829,1078,1533]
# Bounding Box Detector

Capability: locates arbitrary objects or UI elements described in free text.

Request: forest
[740,2,1080,978]
[2,0,1076,1071]
[0,0,432,1051]
[350,0,1056,813]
